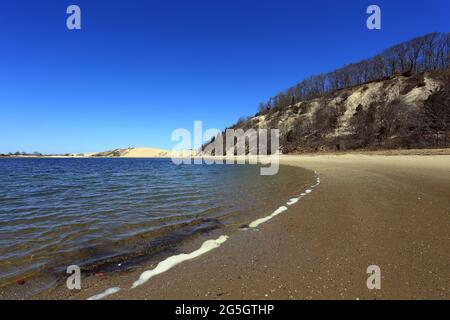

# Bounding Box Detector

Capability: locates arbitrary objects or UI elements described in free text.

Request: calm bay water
[0,158,313,294]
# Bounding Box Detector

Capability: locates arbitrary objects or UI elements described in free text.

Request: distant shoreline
[2,147,450,158]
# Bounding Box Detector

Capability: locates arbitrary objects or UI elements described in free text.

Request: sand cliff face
[1,147,194,158]
[87,147,198,158]
[215,71,450,153]
[90,147,172,158]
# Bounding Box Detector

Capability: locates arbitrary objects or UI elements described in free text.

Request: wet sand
[39,154,449,300]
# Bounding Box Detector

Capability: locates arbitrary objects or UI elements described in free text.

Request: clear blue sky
[1,0,449,154]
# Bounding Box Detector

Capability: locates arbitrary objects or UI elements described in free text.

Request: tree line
[0,152,43,157]
[257,32,450,114]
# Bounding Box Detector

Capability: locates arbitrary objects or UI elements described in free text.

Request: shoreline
[32,153,450,300]
[1,162,316,300]
[27,163,319,300]
[1,147,450,159]
[2,153,448,299]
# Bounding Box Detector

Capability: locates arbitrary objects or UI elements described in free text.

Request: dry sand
[119,147,172,158]
[40,154,449,300]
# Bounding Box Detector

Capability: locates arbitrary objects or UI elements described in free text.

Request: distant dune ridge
[0,147,199,158]
[90,147,171,158]
[84,147,198,158]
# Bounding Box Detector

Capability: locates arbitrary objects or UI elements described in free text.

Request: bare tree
[422,85,450,146]
[256,32,449,115]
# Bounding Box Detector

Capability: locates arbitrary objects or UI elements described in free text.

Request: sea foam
[249,206,288,228]
[287,198,299,206]
[87,171,322,299]
[132,235,229,288]
[87,287,121,300]
[249,171,321,228]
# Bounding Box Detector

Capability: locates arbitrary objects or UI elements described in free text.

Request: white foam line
[87,172,322,300]
[252,172,321,228]
[132,235,229,288]
[249,206,288,228]
[310,172,321,189]
[87,287,121,300]
[287,198,299,206]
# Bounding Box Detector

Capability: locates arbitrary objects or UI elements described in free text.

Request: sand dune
[89,147,173,158]
[120,147,172,158]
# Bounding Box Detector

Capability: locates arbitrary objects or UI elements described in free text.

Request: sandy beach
[3,0,449,306]
[37,153,450,300]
